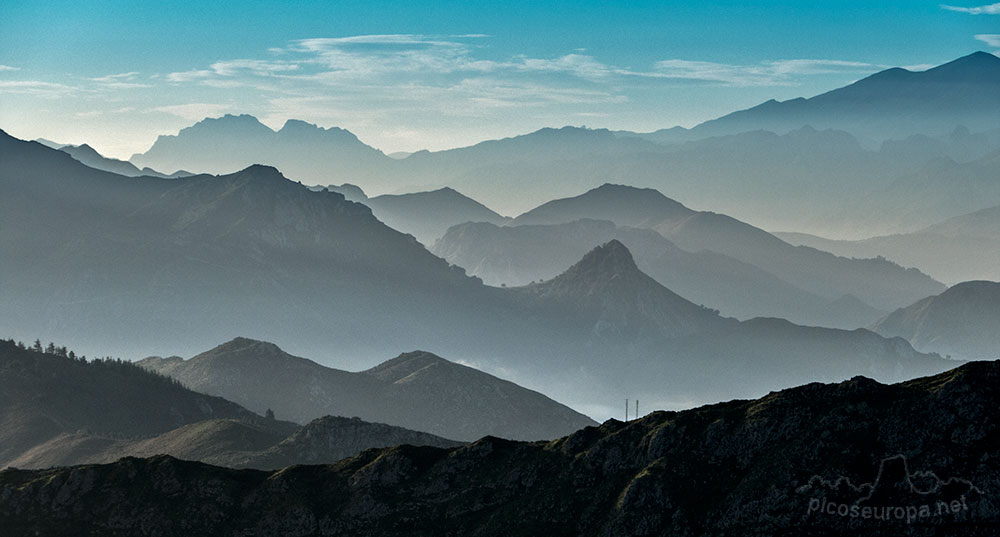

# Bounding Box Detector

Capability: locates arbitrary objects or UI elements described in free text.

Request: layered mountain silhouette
[871,281,1000,360]
[55,143,191,178]
[138,338,597,442]
[692,51,1000,141]
[313,184,508,245]
[0,129,487,363]
[0,131,958,416]
[0,338,296,468]
[510,184,943,311]
[0,339,464,470]
[780,198,1000,285]
[121,54,1000,235]
[3,360,997,536]
[490,241,952,410]
[435,219,886,328]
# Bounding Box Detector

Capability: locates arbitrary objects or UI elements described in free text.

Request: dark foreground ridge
[2,361,998,536]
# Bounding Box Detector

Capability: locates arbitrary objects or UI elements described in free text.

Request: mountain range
[3,360,997,536]
[120,53,1000,236]
[504,184,943,312]
[434,218,886,328]
[0,129,961,418]
[689,51,1000,142]
[54,143,192,179]
[138,337,597,441]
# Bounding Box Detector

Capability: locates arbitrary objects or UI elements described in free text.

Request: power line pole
[625,398,629,421]
[635,399,639,420]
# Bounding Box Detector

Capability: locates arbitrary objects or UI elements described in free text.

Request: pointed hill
[513,240,728,339]
[138,338,598,442]
[434,219,884,328]
[512,184,943,311]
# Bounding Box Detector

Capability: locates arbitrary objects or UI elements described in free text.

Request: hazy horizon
[2,1,997,158]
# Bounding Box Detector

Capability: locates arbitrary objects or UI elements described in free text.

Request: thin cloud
[975,34,1000,47]
[0,80,75,97]
[0,65,20,72]
[88,72,152,89]
[941,3,1000,14]
[166,69,215,83]
[652,58,884,86]
[89,72,140,83]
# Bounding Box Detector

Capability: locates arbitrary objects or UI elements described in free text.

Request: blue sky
[1,0,997,157]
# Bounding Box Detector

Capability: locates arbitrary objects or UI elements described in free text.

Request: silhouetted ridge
[925,51,1000,81]
[3,361,997,536]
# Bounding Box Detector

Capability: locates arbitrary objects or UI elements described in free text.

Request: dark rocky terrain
[2,360,997,536]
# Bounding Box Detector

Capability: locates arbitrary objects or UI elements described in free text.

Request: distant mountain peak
[236,164,287,182]
[207,337,283,356]
[569,239,638,277]
[938,50,1000,68]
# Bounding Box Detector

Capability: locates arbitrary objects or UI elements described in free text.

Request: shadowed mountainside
[139,338,598,442]
[0,340,462,470]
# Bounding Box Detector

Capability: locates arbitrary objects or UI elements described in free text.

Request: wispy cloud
[89,72,152,89]
[0,80,75,97]
[975,34,1000,47]
[651,58,883,86]
[941,3,1000,14]
[0,65,20,72]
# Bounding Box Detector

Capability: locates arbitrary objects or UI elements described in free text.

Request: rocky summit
[2,360,997,536]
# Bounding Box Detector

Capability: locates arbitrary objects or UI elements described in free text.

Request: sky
[0,0,997,158]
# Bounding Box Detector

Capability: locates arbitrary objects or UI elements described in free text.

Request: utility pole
[625,398,629,421]
[635,399,639,420]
